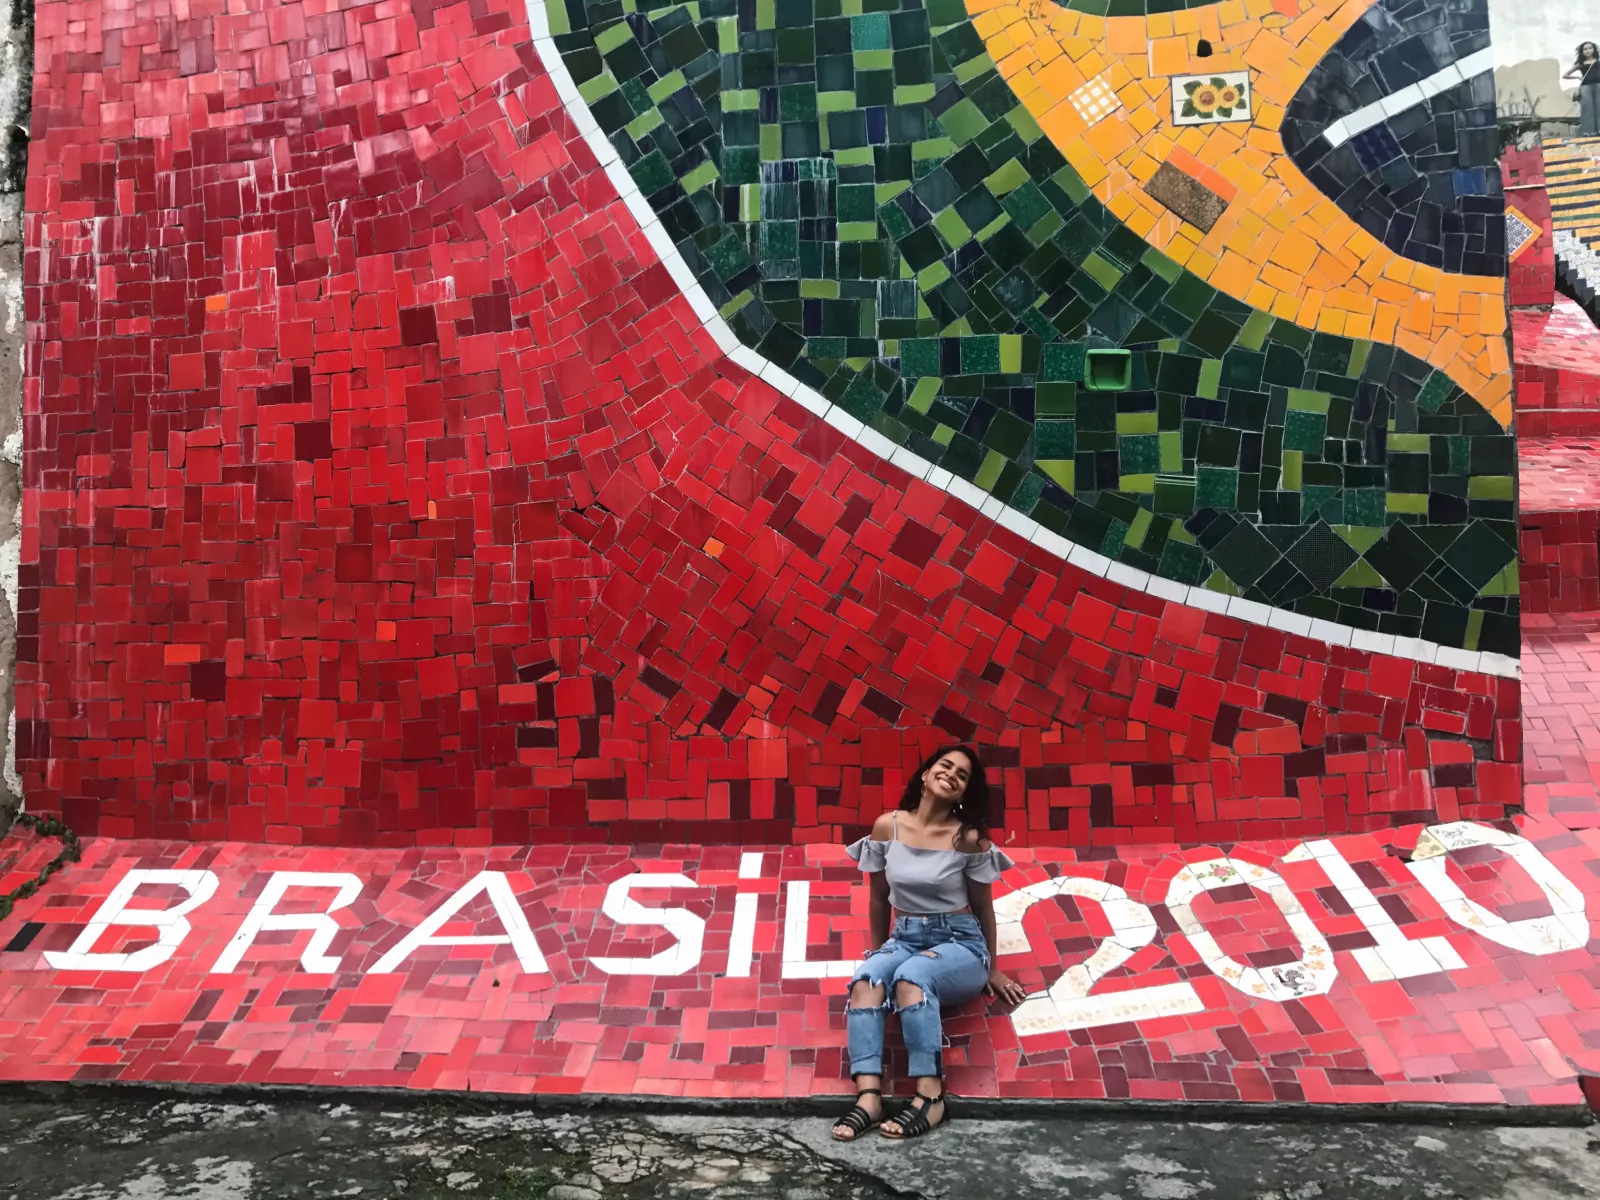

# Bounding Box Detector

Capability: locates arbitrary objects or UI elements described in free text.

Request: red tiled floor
[0,817,1590,1106]
[1519,439,1600,513]
[1522,614,1600,829]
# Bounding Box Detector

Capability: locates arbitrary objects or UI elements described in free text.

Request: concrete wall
[0,0,26,815]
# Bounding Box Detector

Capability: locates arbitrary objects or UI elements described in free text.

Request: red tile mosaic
[1503,149,1555,311]
[19,0,1521,850]
[1520,511,1600,616]
[0,819,1591,1106]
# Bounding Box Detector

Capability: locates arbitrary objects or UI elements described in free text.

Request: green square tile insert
[1084,349,1131,391]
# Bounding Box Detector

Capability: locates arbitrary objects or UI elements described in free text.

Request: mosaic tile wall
[551,0,1518,638]
[20,0,1520,848]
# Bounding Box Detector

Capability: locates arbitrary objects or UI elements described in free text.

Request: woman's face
[922,751,973,804]
[1585,42,1597,60]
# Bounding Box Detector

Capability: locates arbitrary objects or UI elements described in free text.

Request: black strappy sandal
[880,1089,947,1139]
[831,1087,884,1141]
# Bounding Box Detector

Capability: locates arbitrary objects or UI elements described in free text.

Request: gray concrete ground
[0,1092,1594,1200]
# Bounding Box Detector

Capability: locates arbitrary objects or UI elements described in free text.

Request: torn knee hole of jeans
[848,1000,893,1016]
[919,949,940,959]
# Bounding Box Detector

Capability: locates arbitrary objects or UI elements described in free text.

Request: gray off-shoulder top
[845,812,1014,914]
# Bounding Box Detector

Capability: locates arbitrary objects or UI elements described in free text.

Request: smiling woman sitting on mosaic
[830,745,1028,1141]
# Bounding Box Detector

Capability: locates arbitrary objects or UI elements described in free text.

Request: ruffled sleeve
[845,837,889,873]
[963,846,1015,884]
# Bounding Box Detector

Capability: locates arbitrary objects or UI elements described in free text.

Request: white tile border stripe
[522,0,1519,681]
[1323,49,1494,148]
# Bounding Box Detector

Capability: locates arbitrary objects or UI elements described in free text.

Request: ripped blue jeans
[847,913,991,1079]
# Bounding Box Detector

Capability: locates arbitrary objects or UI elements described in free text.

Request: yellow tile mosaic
[969,0,1513,426]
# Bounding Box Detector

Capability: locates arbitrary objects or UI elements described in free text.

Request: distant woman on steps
[1564,42,1600,136]
[830,744,1028,1142]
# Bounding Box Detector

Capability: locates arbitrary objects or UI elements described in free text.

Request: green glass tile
[1006,105,1044,143]
[1467,475,1512,501]
[579,70,620,103]
[932,207,972,249]
[1035,419,1075,458]
[631,149,675,193]
[901,340,940,378]
[1159,539,1208,585]
[1116,411,1157,435]
[1334,558,1386,588]
[626,107,664,138]
[939,98,989,143]
[1281,450,1302,492]
[1237,309,1272,352]
[1041,342,1085,382]
[1080,252,1123,290]
[1120,434,1160,474]
[837,370,887,420]
[680,159,720,192]
[961,335,999,374]
[1441,521,1514,588]
[1287,388,1330,413]
[1386,492,1429,514]
[1282,410,1326,455]
[1416,372,1454,414]
[974,447,1005,489]
[1195,465,1238,510]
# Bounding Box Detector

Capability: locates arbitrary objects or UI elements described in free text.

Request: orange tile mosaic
[969,0,1512,425]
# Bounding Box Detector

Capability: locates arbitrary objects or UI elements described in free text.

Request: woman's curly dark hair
[897,744,993,848]
[1576,41,1599,68]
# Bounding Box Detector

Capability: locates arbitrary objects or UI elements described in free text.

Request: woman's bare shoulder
[869,811,897,841]
[955,827,992,854]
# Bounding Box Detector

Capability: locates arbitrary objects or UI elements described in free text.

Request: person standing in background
[1564,42,1600,135]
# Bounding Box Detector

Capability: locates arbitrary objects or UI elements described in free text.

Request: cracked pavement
[0,1093,1594,1199]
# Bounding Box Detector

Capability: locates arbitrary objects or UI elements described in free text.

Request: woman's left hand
[984,967,1028,1005]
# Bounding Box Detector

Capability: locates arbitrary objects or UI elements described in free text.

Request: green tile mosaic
[550,0,1517,653]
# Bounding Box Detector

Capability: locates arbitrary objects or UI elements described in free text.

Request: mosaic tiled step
[1545,136,1600,243]
[1524,613,1600,830]
[1513,299,1600,436]
[0,823,1593,1105]
[1555,232,1600,329]
[545,0,1517,640]
[1519,510,1600,617]
[1520,438,1600,515]
[1514,298,1600,381]
[1544,137,1600,326]
[1520,440,1600,618]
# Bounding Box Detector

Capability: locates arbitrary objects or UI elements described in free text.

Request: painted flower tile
[1170,73,1250,126]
